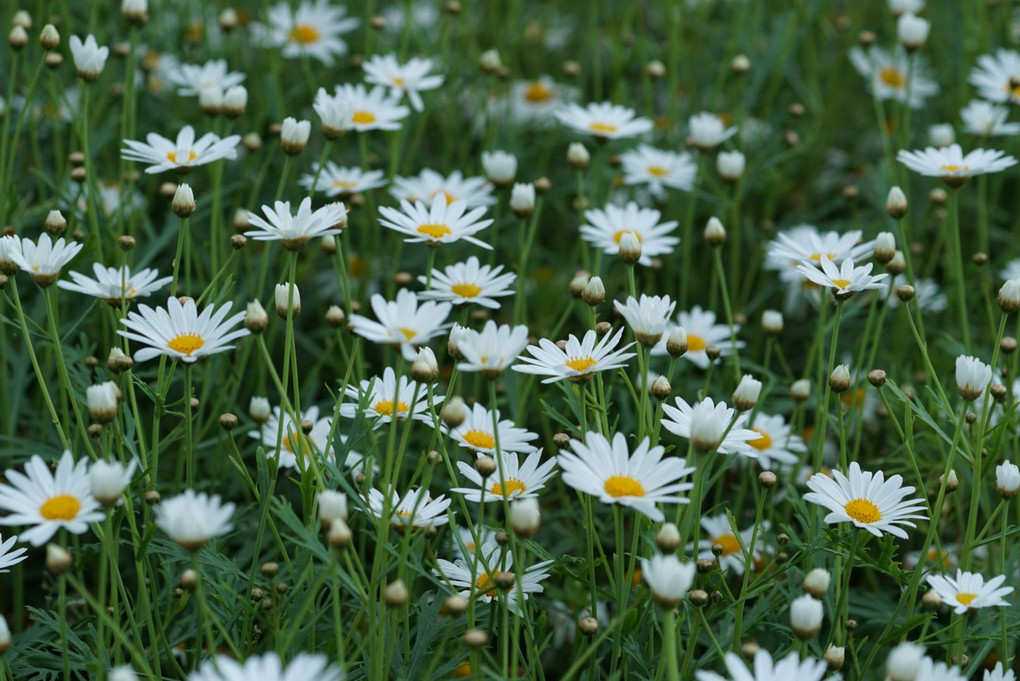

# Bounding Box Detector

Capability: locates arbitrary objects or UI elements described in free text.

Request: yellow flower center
[332,180,358,189]
[844,498,882,524]
[461,430,496,450]
[40,494,81,521]
[392,76,405,86]
[809,252,836,262]
[166,150,198,164]
[374,399,409,416]
[454,661,472,678]
[879,67,906,88]
[524,81,553,102]
[711,533,742,557]
[612,230,643,245]
[450,283,482,298]
[352,110,376,125]
[397,327,417,341]
[475,571,501,597]
[831,278,851,290]
[289,24,320,44]
[687,333,707,352]
[956,592,978,606]
[283,432,316,456]
[417,223,452,239]
[589,122,618,135]
[167,333,205,356]
[841,388,866,409]
[429,190,456,205]
[748,429,772,450]
[489,478,527,498]
[603,475,645,498]
[647,165,670,177]
[940,164,969,174]
[565,356,597,373]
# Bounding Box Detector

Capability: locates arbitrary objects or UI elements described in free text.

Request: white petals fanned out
[300,162,387,197]
[251,0,359,66]
[121,125,241,174]
[652,306,743,368]
[955,355,992,401]
[926,570,1015,614]
[154,490,234,550]
[348,289,451,360]
[433,537,552,616]
[660,396,758,455]
[848,46,939,109]
[745,413,806,470]
[641,555,695,607]
[580,202,679,266]
[970,49,1020,105]
[452,450,557,502]
[513,326,636,384]
[694,514,769,575]
[118,297,250,363]
[418,256,516,309]
[366,487,451,529]
[340,367,440,426]
[555,101,653,140]
[363,54,444,112]
[897,143,1017,183]
[9,234,83,285]
[57,264,171,303]
[445,403,538,455]
[614,294,677,347]
[557,433,695,522]
[321,84,409,132]
[620,145,697,195]
[797,256,888,295]
[245,197,347,249]
[249,405,343,470]
[166,59,245,97]
[188,652,343,681]
[390,168,495,208]
[765,226,875,280]
[961,100,1020,137]
[454,321,530,376]
[379,196,493,249]
[0,534,27,573]
[804,461,928,538]
[695,650,830,681]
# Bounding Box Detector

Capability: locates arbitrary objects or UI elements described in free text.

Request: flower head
[897,143,1017,185]
[745,413,806,470]
[804,461,928,538]
[641,555,695,607]
[9,233,83,286]
[446,403,538,455]
[652,306,743,368]
[926,570,1014,614]
[580,202,679,267]
[418,256,516,309]
[187,652,342,681]
[379,196,493,249]
[321,84,409,132]
[57,264,171,304]
[970,49,1020,105]
[390,168,495,208]
[68,35,109,81]
[454,321,530,377]
[452,449,557,502]
[252,0,359,65]
[367,487,451,529]
[121,126,241,174]
[849,46,939,109]
[614,294,677,347]
[961,100,1020,137]
[797,256,888,297]
[118,297,249,363]
[166,59,245,97]
[694,514,769,575]
[348,289,451,360]
[696,650,829,681]
[555,101,653,139]
[956,355,992,401]
[620,145,696,196]
[514,326,635,384]
[155,489,234,551]
[363,54,444,112]
[661,396,758,454]
[688,112,737,150]
[245,197,347,249]
[433,537,552,615]
[300,162,387,197]
[340,367,440,426]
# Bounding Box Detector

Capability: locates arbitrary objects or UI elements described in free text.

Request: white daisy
[0,235,22,274]
[188,652,342,681]
[154,489,234,550]
[848,46,939,109]
[121,125,241,174]
[0,533,27,573]
[803,461,928,538]
[117,296,249,363]
[746,413,806,471]
[454,321,531,377]
[797,256,889,296]
[956,355,992,401]
[970,49,1020,105]
[557,432,695,522]
[652,306,744,368]
[378,196,493,249]
[926,570,1014,614]
[687,112,738,150]
[165,58,245,97]
[363,53,444,112]
[452,450,557,502]
[660,396,759,455]
[641,555,696,607]
[245,197,347,249]
[579,202,679,266]
[913,659,966,681]
[390,168,495,208]
[513,326,636,384]
[0,451,104,546]
[696,650,829,681]
[449,526,498,561]
[252,0,359,66]
[556,101,653,140]
[299,162,387,197]
[446,402,538,455]
[339,367,440,426]
[897,143,1017,184]
[251,405,333,470]
[693,514,770,575]
[366,487,451,529]
[418,256,516,309]
[619,145,697,196]
[57,264,172,304]
[433,537,552,615]
[613,294,677,347]
[984,663,1016,681]
[961,100,1020,137]
[322,84,410,132]
[9,234,83,286]
[765,226,874,281]
[348,289,452,360]
[497,76,579,125]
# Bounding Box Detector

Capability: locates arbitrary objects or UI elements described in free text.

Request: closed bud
[481,150,517,187]
[732,375,762,411]
[475,456,497,479]
[741,642,761,660]
[9,26,28,49]
[578,616,599,636]
[567,142,590,169]
[655,522,681,552]
[384,580,409,607]
[39,24,60,50]
[441,396,467,428]
[790,378,811,402]
[510,498,541,537]
[703,217,726,246]
[568,270,590,298]
[867,369,887,387]
[479,48,502,73]
[758,471,777,488]
[249,396,271,423]
[824,645,845,670]
[897,12,929,51]
[198,85,223,115]
[325,305,346,327]
[886,250,907,275]
[790,593,823,639]
[887,642,925,681]
[87,382,119,423]
[896,284,915,302]
[172,183,196,218]
[122,0,149,25]
[650,376,672,401]
[219,8,239,31]
[108,348,133,373]
[275,283,301,318]
[762,309,783,335]
[245,300,268,333]
[996,461,1020,499]
[411,347,439,383]
[998,278,1020,313]
[509,183,536,217]
[730,54,751,74]
[802,568,831,598]
[12,11,31,30]
[886,186,908,218]
[223,85,247,118]
[44,210,67,236]
[939,469,959,492]
[929,125,955,149]
[46,544,72,574]
[618,232,642,265]
[666,327,688,357]
[716,151,746,182]
[921,589,943,611]
[874,231,896,263]
[444,595,468,615]
[829,364,851,392]
[689,589,709,607]
[646,60,666,78]
[463,628,489,648]
[327,517,352,548]
[581,276,605,306]
[280,117,311,155]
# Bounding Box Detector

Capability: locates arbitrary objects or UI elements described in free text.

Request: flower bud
[790,378,811,402]
[479,48,502,73]
[275,283,301,318]
[318,490,348,526]
[703,217,726,246]
[385,580,408,607]
[411,347,439,383]
[802,568,831,598]
[874,231,896,264]
[650,376,672,401]
[249,396,271,423]
[581,276,605,306]
[481,150,517,187]
[897,12,929,51]
[829,364,851,393]
[46,544,72,574]
[761,309,783,335]
[790,593,823,639]
[198,85,223,116]
[39,24,59,49]
[886,186,908,218]
[223,85,248,118]
[510,498,541,537]
[655,522,681,552]
[567,142,590,169]
[666,327,688,358]
[824,645,845,671]
[929,124,954,149]
[716,151,745,182]
[122,0,149,25]
[245,300,269,333]
[618,232,642,265]
[280,117,311,155]
[172,183,196,218]
[997,461,1020,499]
[509,182,536,218]
[328,518,352,548]
[998,278,1020,313]
[441,396,467,428]
[732,375,762,411]
[887,642,925,681]
[44,210,67,236]
[87,382,119,423]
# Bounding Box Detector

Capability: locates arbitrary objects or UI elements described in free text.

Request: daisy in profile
[652,306,743,368]
[155,489,234,550]
[445,402,538,455]
[321,84,410,132]
[418,256,516,309]
[619,145,697,196]
[513,326,636,384]
[961,100,1020,137]
[118,297,249,363]
[366,487,451,529]
[348,289,451,360]
[804,461,927,538]
[970,49,1020,105]
[165,58,245,96]
[0,533,27,572]
[363,54,444,112]
[378,196,493,249]
[693,514,770,575]
[245,197,347,250]
[452,450,557,502]
[0,451,104,546]
[746,413,806,470]
[614,294,676,347]
[251,0,359,66]
[642,555,696,607]
[339,367,440,426]
[696,650,829,681]
[926,570,1014,614]
[661,396,758,455]
[9,234,83,286]
[433,537,552,615]
[558,433,695,522]
[299,162,387,197]
[579,202,679,266]
[58,264,171,304]
[189,652,343,681]
[453,321,530,377]
[121,125,241,174]
[797,256,888,296]
[390,168,495,208]
[556,101,653,140]
[897,144,1017,185]
[687,112,738,150]
[848,45,939,108]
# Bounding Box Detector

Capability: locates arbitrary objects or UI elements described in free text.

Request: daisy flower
[614,294,677,346]
[348,289,452,360]
[696,650,829,681]
[498,76,579,125]
[433,537,552,615]
[245,197,347,249]
[118,297,249,363]
[189,652,342,681]
[165,58,245,97]
[661,396,759,455]
[155,489,234,550]
[926,570,1014,614]
[449,526,498,561]
[252,0,359,66]
[897,143,1017,184]
[378,196,493,249]
[556,101,653,140]
[619,145,697,196]
[693,514,770,575]
[121,125,241,174]
[513,326,636,384]
[454,321,531,377]
[418,256,516,309]
[0,451,104,546]
[250,405,334,470]
[765,226,874,278]
[687,112,738,150]
[445,402,538,455]
[641,555,696,607]
[579,202,679,266]
[652,306,744,368]
[804,461,928,538]
[848,46,939,109]
[339,367,440,426]
[299,162,387,197]
[366,487,451,529]
[9,234,83,286]
[0,235,21,274]
[797,256,888,296]
[452,450,557,502]
[984,663,1016,681]
[321,84,409,132]
[57,264,171,304]
[913,659,967,681]
[0,534,27,573]
[970,49,1020,105]
[746,413,806,470]
[390,168,495,208]
[363,54,444,112]
[557,432,695,522]
[961,100,1020,137]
